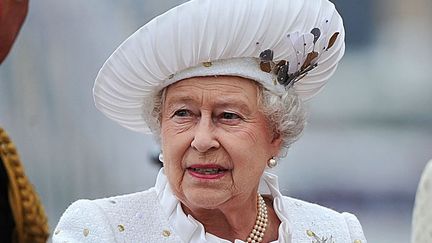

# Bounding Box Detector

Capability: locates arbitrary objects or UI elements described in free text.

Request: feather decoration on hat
[259,22,340,89]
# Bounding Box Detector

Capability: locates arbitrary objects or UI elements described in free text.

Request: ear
[270,132,283,155]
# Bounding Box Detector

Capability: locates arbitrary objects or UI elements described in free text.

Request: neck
[182,193,257,241]
[182,193,280,242]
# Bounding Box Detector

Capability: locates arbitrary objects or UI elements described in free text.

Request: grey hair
[257,86,306,157]
[144,82,307,158]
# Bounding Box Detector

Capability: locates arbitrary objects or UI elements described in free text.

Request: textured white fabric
[411,159,432,243]
[343,212,367,243]
[53,169,366,242]
[53,188,183,243]
[93,0,345,133]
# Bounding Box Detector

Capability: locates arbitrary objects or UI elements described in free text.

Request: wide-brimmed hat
[93,0,345,134]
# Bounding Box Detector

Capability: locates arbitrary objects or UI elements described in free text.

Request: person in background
[54,0,367,242]
[411,159,432,243]
[1,0,50,242]
[0,0,28,63]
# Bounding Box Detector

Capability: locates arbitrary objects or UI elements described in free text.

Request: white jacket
[53,170,366,243]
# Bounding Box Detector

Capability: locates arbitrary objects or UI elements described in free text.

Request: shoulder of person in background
[1,1,49,242]
[0,0,29,64]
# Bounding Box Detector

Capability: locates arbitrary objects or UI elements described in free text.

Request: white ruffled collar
[155,168,292,243]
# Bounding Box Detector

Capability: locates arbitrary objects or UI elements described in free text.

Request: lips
[190,167,225,174]
[187,164,229,179]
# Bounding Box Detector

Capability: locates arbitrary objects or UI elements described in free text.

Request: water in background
[1,0,431,242]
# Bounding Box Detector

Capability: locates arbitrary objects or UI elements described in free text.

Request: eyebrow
[165,95,253,114]
[163,95,197,114]
[213,99,252,113]
[164,96,197,106]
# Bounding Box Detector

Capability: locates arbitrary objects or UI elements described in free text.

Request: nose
[190,116,220,153]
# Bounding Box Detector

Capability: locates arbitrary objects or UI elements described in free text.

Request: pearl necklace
[246,194,268,243]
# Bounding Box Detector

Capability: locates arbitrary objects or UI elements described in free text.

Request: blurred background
[0,0,431,242]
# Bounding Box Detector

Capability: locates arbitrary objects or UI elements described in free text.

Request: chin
[183,188,231,210]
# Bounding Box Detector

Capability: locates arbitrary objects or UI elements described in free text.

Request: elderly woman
[54,0,367,242]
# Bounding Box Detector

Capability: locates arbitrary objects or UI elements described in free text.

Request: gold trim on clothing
[0,127,49,243]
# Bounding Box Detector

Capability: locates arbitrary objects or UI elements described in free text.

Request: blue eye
[174,109,191,117]
[221,112,240,120]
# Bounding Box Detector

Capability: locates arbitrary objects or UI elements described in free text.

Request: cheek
[161,143,185,195]
[228,123,273,150]
[161,119,190,149]
[221,123,273,171]
[239,127,264,145]
[161,124,191,177]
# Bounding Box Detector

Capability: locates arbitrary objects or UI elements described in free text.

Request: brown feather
[273,60,287,75]
[326,32,340,51]
[260,61,272,73]
[301,51,318,70]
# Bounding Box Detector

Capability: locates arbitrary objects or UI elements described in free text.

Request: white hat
[93,0,345,134]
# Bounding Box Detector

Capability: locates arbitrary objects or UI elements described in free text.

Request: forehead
[165,76,260,104]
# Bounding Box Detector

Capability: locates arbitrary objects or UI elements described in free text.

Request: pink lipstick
[187,164,228,180]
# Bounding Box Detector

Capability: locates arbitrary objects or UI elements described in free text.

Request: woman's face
[160,76,281,210]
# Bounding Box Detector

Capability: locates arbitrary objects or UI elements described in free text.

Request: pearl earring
[267,157,277,168]
[158,153,164,163]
